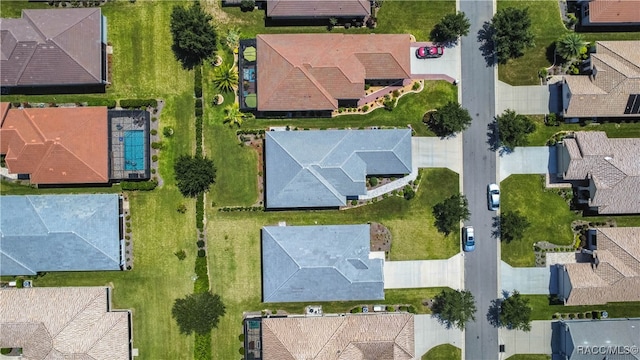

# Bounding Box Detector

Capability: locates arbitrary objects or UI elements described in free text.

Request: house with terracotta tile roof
[251,33,411,116]
[243,313,415,360]
[0,103,150,185]
[265,0,371,21]
[578,0,640,26]
[561,41,640,120]
[557,227,640,305]
[0,8,108,94]
[0,287,133,360]
[556,131,640,215]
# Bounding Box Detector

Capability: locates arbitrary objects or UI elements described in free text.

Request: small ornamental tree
[500,211,530,243]
[500,290,532,331]
[172,292,226,335]
[556,33,588,62]
[433,193,470,235]
[428,102,473,137]
[174,155,217,197]
[496,109,536,150]
[430,11,471,44]
[432,289,477,330]
[490,7,535,64]
[170,2,217,69]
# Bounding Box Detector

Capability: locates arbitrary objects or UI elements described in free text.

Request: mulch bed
[370,222,391,253]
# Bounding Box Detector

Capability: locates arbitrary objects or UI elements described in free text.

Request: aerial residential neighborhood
[0,0,638,359]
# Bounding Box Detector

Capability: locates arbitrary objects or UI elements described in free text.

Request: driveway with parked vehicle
[410,42,460,82]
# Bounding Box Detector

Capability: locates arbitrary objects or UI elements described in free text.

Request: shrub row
[194,332,212,360]
[236,129,265,136]
[194,256,208,292]
[196,194,204,231]
[119,98,157,109]
[121,179,158,191]
[194,65,203,98]
[86,99,117,108]
[197,240,205,248]
[218,206,264,212]
[195,116,203,157]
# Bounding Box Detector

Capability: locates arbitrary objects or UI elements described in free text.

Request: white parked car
[488,183,500,211]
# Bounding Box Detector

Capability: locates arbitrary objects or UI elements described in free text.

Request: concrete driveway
[496,81,561,115]
[384,254,463,290]
[501,262,557,295]
[499,146,557,181]
[499,321,554,359]
[410,42,460,82]
[412,136,463,174]
[414,314,464,357]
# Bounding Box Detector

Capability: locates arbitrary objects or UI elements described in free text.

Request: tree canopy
[170,2,217,69]
[432,289,477,330]
[556,33,588,62]
[172,292,226,335]
[496,109,536,150]
[433,193,470,235]
[174,155,217,197]
[500,211,530,243]
[430,11,471,44]
[427,102,473,137]
[490,7,535,64]
[500,290,532,331]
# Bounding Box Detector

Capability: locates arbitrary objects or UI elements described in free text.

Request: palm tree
[212,65,238,93]
[556,33,587,62]
[223,103,251,128]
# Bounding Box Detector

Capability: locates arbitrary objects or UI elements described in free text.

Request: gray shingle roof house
[0,287,132,360]
[261,224,384,303]
[265,129,412,209]
[561,41,640,119]
[556,131,640,214]
[554,318,640,360]
[557,227,640,306]
[0,194,122,275]
[0,8,108,94]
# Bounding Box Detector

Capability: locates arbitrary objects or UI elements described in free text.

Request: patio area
[239,39,257,110]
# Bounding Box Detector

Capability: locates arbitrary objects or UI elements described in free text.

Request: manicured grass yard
[524,295,640,320]
[421,344,462,360]
[527,117,640,146]
[498,0,640,85]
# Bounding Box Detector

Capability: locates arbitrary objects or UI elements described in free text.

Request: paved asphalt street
[460,0,500,359]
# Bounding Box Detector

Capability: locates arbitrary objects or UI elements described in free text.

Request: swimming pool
[124,130,145,171]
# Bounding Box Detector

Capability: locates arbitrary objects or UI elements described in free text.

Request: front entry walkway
[414,314,464,357]
[501,262,557,295]
[412,136,463,174]
[499,321,554,359]
[499,146,557,181]
[384,254,463,290]
[495,81,561,115]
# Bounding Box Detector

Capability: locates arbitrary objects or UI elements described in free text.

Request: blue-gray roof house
[265,129,412,209]
[554,318,640,359]
[261,224,384,303]
[0,194,122,275]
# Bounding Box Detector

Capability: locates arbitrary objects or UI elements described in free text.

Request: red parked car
[415,46,444,59]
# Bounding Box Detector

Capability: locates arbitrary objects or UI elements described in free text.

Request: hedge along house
[261,224,384,303]
[265,129,412,209]
[243,33,411,117]
[0,194,125,276]
[0,103,149,186]
[0,8,108,95]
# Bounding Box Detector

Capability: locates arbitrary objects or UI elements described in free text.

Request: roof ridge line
[0,249,36,275]
[599,230,640,269]
[84,312,125,358]
[257,37,297,108]
[21,11,47,43]
[263,228,302,302]
[393,316,415,357]
[51,289,103,337]
[306,166,345,204]
[315,315,347,357]
[317,130,351,165]
[297,65,337,109]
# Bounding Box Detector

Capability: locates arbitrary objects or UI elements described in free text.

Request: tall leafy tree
[500,290,532,331]
[432,289,477,330]
[490,7,535,64]
[172,292,226,335]
[556,33,587,62]
[170,1,217,69]
[496,109,536,150]
[500,211,530,243]
[433,193,470,235]
[431,11,471,44]
[427,102,473,137]
[174,155,217,197]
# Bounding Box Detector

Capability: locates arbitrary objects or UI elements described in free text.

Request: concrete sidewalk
[414,314,464,357]
[412,136,463,174]
[499,321,554,359]
[499,146,557,181]
[384,254,463,290]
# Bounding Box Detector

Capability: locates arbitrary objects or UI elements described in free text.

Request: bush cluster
[119,99,158,109]
[174,250,187,260]
[197,249,206,257]
[236,129,265,136]
[196,194,204,231]
[151,141,163,150]
[218,206,264,212]
[163,126,174,137]
[197,240,205,248]
[121,179,158,191]
[86,99,117,108]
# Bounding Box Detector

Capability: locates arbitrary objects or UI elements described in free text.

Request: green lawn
[525,295,640,320]
[506,355,551,360]
[497,0,640,85]
[528,117,640,146]
[421,344,462,360]
[217,0,455,41]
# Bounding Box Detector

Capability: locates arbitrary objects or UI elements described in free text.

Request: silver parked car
[488,183,500,211]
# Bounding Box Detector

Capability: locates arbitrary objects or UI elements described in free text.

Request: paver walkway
[499,321,554,359]
[412,136,463,174]
[414,314,464,357]
[384,254,463,290]
[499,146,557,181]
[501,262,557,295]
[495,81,562,115]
